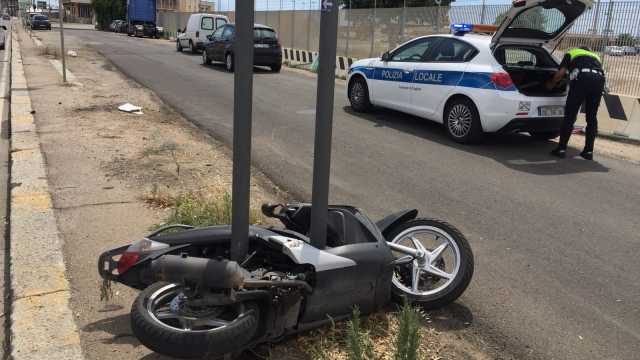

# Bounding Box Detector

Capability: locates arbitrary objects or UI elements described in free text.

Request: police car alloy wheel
[348,77,372,112]
[444,98,482,143]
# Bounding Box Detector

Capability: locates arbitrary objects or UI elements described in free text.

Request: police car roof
[414,33,491,49]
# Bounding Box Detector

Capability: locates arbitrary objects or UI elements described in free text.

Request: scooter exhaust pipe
[151,255,251,289]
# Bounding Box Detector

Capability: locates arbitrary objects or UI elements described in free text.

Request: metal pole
[310,0,339,249]
[401,0,406,40]
[591,0,600,34]
[345,0,350,58]
[291,0,295,48]
[369,0,376,57]
[480,0,486,24]
[59,0,67,83]
[230,0,255,262]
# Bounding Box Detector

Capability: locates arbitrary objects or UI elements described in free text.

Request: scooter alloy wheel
[387,218,474,309]
[131,282,260,358]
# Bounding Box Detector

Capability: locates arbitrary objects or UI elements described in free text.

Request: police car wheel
[444,98,482,144]
[349,77,372,113]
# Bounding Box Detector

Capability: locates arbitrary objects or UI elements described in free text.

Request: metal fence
[158,1,640,97]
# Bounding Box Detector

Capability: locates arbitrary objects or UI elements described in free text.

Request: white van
[177,13,229,53]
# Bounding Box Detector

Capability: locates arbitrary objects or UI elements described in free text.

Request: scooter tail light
[490,72,514,89]
[116,238,169,274]
[117,252,140,274]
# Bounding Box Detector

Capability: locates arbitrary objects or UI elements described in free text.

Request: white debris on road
[67,50,78,57]
[118,102,144,115]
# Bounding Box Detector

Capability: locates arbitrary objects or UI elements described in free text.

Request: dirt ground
[18,27,507,360]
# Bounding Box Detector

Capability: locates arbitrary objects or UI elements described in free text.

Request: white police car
[347,0,592,143]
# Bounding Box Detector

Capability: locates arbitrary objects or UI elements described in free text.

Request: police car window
[429,39,476,62]
[508,7,566,34]
[390,38,436,62]
[201,17,214,31]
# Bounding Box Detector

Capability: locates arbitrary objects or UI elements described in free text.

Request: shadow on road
[425,302,474,332]
[82,313,141,346]
[344,106,610,176]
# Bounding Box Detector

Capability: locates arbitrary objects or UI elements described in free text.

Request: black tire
[386,218,474,310]
[225,53,234,72]
[131,282,260,359]
[271,63,282,72]
[348,76,373,112]
[530,131,560,141]
[202,50,212,65]
[444,97,483,144]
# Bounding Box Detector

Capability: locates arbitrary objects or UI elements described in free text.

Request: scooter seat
[150,225,278,246]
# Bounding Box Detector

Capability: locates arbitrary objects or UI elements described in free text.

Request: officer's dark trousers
[558,73,605,152]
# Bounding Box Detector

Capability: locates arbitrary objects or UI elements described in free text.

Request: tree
[92,0,125,30]
[616,33,636,47]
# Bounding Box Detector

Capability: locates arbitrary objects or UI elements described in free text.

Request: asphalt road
[72,30,639,360]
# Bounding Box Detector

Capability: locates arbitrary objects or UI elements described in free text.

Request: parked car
[621,46,638,56]
[30,15,51,30]
[110,20,125,32]
[176,13,228,53]
[2,14,10,21]
[605,46,625,56]
[26,13,39,27]
[129,21,158,38]
[202,23,282,72]
[347,0,593,143]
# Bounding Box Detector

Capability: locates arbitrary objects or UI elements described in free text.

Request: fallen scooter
[99,203,473,358]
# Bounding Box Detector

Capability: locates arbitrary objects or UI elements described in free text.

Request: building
[157,0,200,13]
[65,0,93,24]
[199,0,215,12]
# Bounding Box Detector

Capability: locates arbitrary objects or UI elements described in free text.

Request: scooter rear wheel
[387,218,474,309]
[131,282,259,359]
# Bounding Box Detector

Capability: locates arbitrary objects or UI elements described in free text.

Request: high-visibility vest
[566,48,601,64]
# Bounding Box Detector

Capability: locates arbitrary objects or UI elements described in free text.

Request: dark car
[128,21,157,38]
[31,15,51,30]
[202,24,282,72]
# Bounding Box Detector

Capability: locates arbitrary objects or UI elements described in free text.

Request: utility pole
[59,0,67,83]
[480,0,486,24]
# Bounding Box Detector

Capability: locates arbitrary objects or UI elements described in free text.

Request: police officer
[547,46,605,160]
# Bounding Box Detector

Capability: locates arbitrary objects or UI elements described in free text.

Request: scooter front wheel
[387,218,474,309]
[131,282,260,359]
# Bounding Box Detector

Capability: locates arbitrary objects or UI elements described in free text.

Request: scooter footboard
[98,245,129,281]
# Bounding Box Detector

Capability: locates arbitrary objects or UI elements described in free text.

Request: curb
[8,30,84,360]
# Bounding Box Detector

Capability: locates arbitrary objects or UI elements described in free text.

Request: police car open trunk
[494,45,566,97]
[491,0,592,95]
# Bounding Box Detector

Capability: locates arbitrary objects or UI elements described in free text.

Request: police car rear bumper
[496,117,564,134]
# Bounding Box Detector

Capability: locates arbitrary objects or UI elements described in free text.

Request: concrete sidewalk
[8,27,84,359]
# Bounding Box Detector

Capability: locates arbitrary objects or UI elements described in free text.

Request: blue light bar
[450,23,473,34]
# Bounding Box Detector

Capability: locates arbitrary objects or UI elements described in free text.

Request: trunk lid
[491,0,592,51]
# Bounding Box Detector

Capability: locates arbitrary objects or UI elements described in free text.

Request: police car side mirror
[381,51,390,62]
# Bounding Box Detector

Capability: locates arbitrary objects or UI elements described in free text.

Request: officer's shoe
[579,151,593,160]
[550,148,567,159]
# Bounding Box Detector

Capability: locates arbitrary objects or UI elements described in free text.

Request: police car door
[373,38,438,112]
[410,37,478,120]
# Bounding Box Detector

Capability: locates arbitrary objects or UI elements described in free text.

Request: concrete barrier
[282,47,357,78]
[576,93,640,141]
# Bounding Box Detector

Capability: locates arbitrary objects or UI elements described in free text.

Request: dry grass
[293,308,441,360]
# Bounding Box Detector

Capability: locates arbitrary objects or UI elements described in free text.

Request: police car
[347,0,592,143]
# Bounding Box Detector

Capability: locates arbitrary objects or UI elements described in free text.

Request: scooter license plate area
[98,245,129,279]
